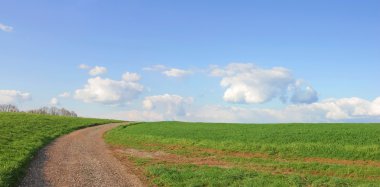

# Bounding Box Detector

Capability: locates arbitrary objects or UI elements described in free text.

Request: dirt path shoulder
[20,123,143,187]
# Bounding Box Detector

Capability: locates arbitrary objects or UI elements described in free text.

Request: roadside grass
[105,121,380,186]
[0,112,119,187]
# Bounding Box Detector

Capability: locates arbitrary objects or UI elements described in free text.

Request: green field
[0,112,118,187]
[105,121,380,186]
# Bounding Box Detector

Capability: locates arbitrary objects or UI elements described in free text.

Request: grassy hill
[105,121,380,186]
[0,112,119,187]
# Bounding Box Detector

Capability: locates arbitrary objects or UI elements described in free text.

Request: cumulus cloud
[143,64,193,78]
[50,97,60,106]
[74,72,144,105]
[58,92,71,98]
[89,66,107,76]
[0,90,31,104]
[289,80,318,104]
[0,23,13,32]
[211,63,318,104]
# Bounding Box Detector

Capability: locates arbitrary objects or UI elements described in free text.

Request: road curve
[20,123,143,187]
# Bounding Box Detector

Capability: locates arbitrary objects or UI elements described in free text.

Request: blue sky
[1,0,379,122]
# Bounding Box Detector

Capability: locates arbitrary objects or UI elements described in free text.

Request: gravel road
[20,123,143,187]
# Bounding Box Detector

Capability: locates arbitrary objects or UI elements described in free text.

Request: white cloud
[211,63,318,104]
[78,64,107,76]
[0,23,13,32]
[74,72,144,105]
[50,97,60,106]
[89,66,107,76]
[143,64,167,71]
[163,68,192,77]
[142,94,193,117]
[58,92,71,98]
[0,90,31,104]
[103,95,380,123]
[79,64,90,69]
[321,97,380,119]
[184,105,268,123]
[103,94,193,121]
[188,97,380,123]
[371,97,380,115]
[143,64,193,78]
[103,110,167,122]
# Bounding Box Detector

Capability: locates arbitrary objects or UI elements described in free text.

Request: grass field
[105,121,380,186]
[0,112,118,187]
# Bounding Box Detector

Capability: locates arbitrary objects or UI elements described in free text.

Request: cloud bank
[186,97,380,123]
[104,96,380,123]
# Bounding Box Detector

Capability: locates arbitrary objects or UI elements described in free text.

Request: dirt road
[20,123,143,187]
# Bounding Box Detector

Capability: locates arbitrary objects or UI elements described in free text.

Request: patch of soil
[138,143,380,168]
[111,145,380,181]
[112,148,232,168]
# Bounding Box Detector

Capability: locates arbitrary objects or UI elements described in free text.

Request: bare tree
[50,107,59,116]
[27,106,78,117]
[0,104,19,112]
[59,108,78,117]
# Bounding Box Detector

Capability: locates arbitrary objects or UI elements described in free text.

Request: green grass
[0,112,119,187]
[106,122,380,160]
[105,121,380,186]
[147,164,379,187]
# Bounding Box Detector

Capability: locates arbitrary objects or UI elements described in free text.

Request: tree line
[0,104,78,117]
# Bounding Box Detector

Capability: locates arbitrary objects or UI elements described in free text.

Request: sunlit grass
[106,121,380,186]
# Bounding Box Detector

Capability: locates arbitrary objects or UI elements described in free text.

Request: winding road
[20,123,143,187]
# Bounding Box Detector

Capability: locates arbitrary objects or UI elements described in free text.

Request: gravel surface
[20,123,143,187]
